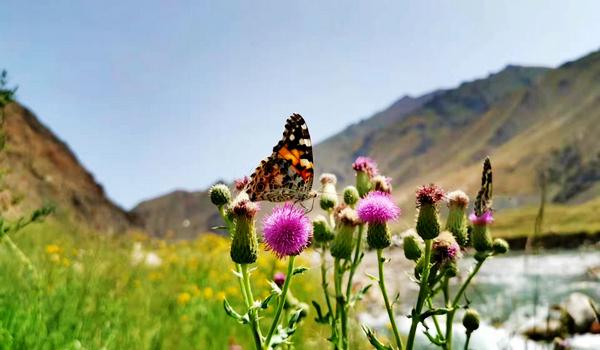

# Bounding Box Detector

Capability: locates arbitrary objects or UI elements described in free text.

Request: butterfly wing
[474,157,493,216]
[246,114,314,202]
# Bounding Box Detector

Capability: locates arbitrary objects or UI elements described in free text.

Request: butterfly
[474,157,493,216]
[245,114,316,202]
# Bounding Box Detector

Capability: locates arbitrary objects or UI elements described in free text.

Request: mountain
[132,49,600,238]
[0,102,135,233]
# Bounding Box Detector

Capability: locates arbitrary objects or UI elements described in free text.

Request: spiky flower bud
[209,184,232,207]
[462,309,480,333]
[492,238,509,255]
[470,211,494,252]
[443,262,458,277]
[353,157,378,197]
[357,191,400,250]
[273,272,286,288]
[319,174,338,211]
[372,175,392,194]
[432,231,461,265]
[446,190,469,246]
[230,199,259,264]
[313,215,334,243]
[415,185,445,240]
[343,186,360,207]
[403,233,423,261]
[331,208,360,259]
[366,223,390,249]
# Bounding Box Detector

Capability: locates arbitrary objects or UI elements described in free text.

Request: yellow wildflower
[46,244,62,254]
[177,292,191,305]
[203,287,214,299]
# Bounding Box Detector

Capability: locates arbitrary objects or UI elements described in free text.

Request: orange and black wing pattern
[246,114,314,202]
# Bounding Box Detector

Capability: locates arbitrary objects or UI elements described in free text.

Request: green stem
[376,249,403,350]
[320,246,337,348]
[265,255,296,349]
[334,258,348,350]
[406,239,433,350]
[426,298,444,343]
[445,258,486,350]
[241,264,263,350]
[345,224,364,298]
[2,235,38,280]
[464,332,472,350]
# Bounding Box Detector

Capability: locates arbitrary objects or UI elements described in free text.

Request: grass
[0,220,337,350]
[493,197,600,239]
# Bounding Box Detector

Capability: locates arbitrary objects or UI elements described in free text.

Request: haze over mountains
[3,49,600,238]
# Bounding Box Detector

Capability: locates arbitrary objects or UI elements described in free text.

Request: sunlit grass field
[0,220,334,350]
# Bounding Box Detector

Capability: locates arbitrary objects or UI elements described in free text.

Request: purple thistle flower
[273,272,286,288]
[356,191,400,224]
[416,184,445,207]
[432,232,461,264]
[469,210,494,226]
[352,156,379,178]
[262,203,312,258]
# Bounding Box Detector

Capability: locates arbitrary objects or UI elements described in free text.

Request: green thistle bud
[331,208,359,259]
[462,309,480,333]
[416,204,441,240]
[355,171,372,197]
[366,222,391,250]
[230,199,259,264]
[492,238,509,255]
[331,225,355,259]
[343,186,360,207]
[403,234,423,261]
[313,215,334,243]
[209,184,231,207]
[319,174,338,211]
[444,262,459,277]
[471,224,493,252]
[446,190,469,247]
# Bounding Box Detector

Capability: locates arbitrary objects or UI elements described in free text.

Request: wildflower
[203,287,214,299]
[262,203,312,258]
[352,156,378,197]
[209,184,232,207]
[177,292,191,305]
[372,175,392,194]
[343,186,360,207]
[273,272,286,288]
[415,184,445,240]
[331,207,360,259]
[446,190,470,246]
[313,215,334,243]
[431,231,461,265]
[45,244,61,255]
[230,199,260,264]
[403,233,423,261]
[469,211,494,252]
[319,173,338,211]
[234,176,249,191]
[357,191,400,249]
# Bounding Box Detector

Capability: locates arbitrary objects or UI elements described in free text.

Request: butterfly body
[245,114,315,202]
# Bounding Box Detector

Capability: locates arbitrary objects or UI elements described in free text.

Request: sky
[1,1,600,209]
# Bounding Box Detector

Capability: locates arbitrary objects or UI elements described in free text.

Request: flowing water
[358,247,600,349]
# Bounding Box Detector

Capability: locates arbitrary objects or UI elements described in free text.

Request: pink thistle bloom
[263,203,312,258]
[352,156,379,178]
[273,272,286,288]
[356,191,400,224]
[416,184,445,207]
[469,210,494,226]
[432,232,461,263]
[234,176,250,191]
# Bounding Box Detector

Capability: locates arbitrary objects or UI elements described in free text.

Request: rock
[563,293,597,334]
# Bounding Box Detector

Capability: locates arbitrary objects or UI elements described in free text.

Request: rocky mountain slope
[132,49,600,238]
[0,102,135,233]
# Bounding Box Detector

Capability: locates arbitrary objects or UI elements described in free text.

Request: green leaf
[292,266,309,276]
[350,284,372,305]
[419,308,450,321]
[260,293,277,309]
[311,300,330,324]
[223,299,249,324]
[361,325,393,350]
[365,272,379,282]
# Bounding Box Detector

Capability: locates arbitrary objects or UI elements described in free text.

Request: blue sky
[1,1,600,209]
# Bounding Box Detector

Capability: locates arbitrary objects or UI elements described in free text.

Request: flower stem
[376,249,403,350]
[464,332,472,350]
[265,255,296,349]
[241,264,263,350]
[406,239,433,350]
[320,246,337,348]
[445,257,486,350]
[345,224,364,298]
[2,235,38,280]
